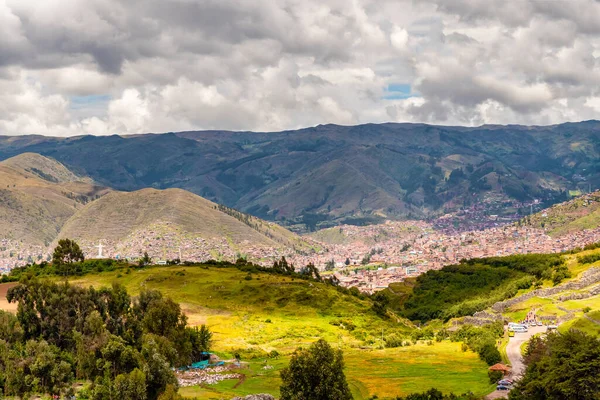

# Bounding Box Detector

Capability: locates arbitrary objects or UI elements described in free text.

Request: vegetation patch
[388,254,565,322]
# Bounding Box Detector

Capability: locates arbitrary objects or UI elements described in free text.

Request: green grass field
[65,265,494,399]
[559,310,600,337]
[503,297,554,322]
[70,265,410,352]
[179,342,494,400]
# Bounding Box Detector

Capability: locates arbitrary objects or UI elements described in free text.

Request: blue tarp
[191,360,210,369]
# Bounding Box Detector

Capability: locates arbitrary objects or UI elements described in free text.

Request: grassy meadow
[68,265,412,352]
[58,265,495,399]
[178,342,494,400]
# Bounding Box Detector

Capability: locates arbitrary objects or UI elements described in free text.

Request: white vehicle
[508,322,528,332]
[508,324,529,332]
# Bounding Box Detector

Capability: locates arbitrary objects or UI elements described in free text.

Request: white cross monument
[95,241,105,258]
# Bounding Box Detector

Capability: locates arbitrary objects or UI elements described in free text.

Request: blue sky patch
[384,83,413,100]
[70,95,111,110]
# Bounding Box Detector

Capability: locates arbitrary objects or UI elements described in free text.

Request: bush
[488,370,503,384]
[479,343,502,366]
[384,334,404,348]
[269,350,280,359]
[577,253,600,265]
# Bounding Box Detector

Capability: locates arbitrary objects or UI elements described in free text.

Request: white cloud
[0,0,598,136]
[390,27,409,50]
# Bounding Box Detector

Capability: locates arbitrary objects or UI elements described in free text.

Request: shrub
[384,334,404,348]
[488,370,503,384]
[479,343,502,366]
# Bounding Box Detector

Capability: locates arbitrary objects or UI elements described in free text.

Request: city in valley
[3,198,600,294]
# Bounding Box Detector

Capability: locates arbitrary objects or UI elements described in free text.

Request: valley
[2,245,599,398]
[0,131,599,400]
[3,3,600,399]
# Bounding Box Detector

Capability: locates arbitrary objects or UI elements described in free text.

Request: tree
[478,343,501,366]
[280,339,353,400]
[52,239,84,267]
[157,384,182,400]
[114,368,147,400]
[139,252,152,267]
[325,259,335,271]
[509,330,600,400]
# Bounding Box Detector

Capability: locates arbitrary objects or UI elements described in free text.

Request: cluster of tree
[583,241,600,251]
[0,278,211,399]
[233,257,338,287]
[396,254,567,322]
[577,252,600,265]
[449,322,503,366]
[509,330,600,400]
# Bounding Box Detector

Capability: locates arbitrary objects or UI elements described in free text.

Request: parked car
[498,380,513,386]
[497,385,510,391]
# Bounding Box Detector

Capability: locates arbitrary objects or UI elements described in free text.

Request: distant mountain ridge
[1,121,599,230]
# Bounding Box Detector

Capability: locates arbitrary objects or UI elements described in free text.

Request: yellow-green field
[68,266,412,352]
[559,311,600,337]
[179,342,494,400]
[61,266,494,399]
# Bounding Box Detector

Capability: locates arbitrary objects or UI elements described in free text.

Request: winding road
[485,325,547,399]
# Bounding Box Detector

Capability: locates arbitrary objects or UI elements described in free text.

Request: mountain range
[0,121,599,231]
[0,153,312,267]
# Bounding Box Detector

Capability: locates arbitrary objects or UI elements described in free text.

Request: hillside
[0,153,110,246]
[0,121,598,229]
[524,190,600,236]
[56,188,317,260]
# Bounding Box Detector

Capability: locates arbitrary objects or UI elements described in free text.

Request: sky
[1,0,600,136]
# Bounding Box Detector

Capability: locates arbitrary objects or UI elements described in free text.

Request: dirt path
[0,282,18,313]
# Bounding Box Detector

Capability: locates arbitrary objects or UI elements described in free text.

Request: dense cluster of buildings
[2,199,600,294]
[0,240,48,275]
[322,224,600,293]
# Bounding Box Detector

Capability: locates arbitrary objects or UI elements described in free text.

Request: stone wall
[491,267,600,312]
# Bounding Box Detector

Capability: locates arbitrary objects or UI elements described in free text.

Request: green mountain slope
[1,121,598,229]
[525,190,600,236]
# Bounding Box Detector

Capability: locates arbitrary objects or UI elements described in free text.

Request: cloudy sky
[1,0,600,136]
